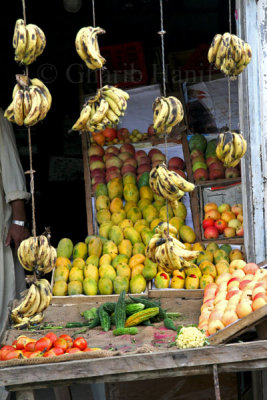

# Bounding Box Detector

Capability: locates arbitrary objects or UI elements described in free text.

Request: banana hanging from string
[216,131,247,167]
[75,26,106,69]
[208,32,252,78]
[152,95,184,135]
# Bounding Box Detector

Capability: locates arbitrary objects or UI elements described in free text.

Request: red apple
[231,204,243,215]
[89,155,103,163]
[209,169,225,180]
[225,167,240,179]
[236,226,244,237]
[104,152,118,161]
[208,161,225,171]
[192,156,206,165]
[223,227,236,238]
[168,157,185,170]
[106,166,120,175]
[206,156,219,167]
[124,158,137,168]
[120,143,135,155]
[135,150,147,160]
[118,152,133,162]
[243,263,259,275]
[151,153,166,163]
[91,176,105,186]
[106,157,123,169]
[90,168,106,178]
[88,144,104,157]
[236,300,253,318]
[105,145,119,155]
[148,148,162,159]
[121,165,136,176]
[204,226,219,239]
[106,172,121,182]
[193,168,209,181]
[170,169,187,179]
[221,211,236,223]
[117,128,129,141]
[137,156,151,166]
[147,124,154,136]
[226,289,240,300]
[205,209,221,220]
[190,149,204,160]
[252,293,267,311]
[192,162,207,172]
[137,164,151,174]
[90,160,105,171]
[214,219,227,234]
[202,218,215,230]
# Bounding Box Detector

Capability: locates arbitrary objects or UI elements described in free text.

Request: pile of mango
[154,242,246,290]
[52,237,159,296]
[95,174,196,251]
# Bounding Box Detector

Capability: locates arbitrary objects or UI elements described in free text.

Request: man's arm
[5,199,30,248]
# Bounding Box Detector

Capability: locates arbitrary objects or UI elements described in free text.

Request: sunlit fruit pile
[203,202,243,239]
[0,333,100,361]
[189,134,240,182]
[90,125,157,147]
[198,262,267,336]
[152,241,246,290]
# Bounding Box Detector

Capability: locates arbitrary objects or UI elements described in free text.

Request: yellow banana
[90,98,109,124]
[35,281,51,312]
[29,312,44,325]
[244,42,252,65]
[22,24,38,65]
[13,89,24,126]
[31,78,52,111]
[86,26,106,68]
[166,168,195,193]
[13,19,24,49]
[39,279,53,301]
[232,132,244,159]
[103,93,123,116]
[4,102,15,122]
[24,87,42,126]
[72,104,91,131]
[231,34,243,63]
[102,85,130,101]
[207,34,222,63]
[79,27,99,69]
[42,246,57,274]
[23,285,41,317]
[153,97,169,131]
[11,284,38,316]
[23,90,31,117]
[102,89,125,111]
[14,22,27,62]
[33,25,46,58]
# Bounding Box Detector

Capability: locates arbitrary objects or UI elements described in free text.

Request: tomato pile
[0,333,101,361]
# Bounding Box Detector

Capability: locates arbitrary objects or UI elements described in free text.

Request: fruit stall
[1,0,267,399]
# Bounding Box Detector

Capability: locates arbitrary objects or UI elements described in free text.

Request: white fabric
[0,108,30,341]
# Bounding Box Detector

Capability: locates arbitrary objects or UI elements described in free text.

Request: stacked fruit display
[152,241,246,290]
[189,134,240,182]
[89,143,166,191]
[203,202,243,239]
[0,333,100,360]
[198,262,267,336]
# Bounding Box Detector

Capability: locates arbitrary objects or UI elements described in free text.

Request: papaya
[138,171,150,189]
[123,174,136,185]
[54,266,69,282]
[96,195,110,211]
[142,204,158,224]
[112,254,129,269]
[119,219,133,231]
[56,238,73,259]
[95,183,108,198]
[152,201,165,212]
[124,201,137,214]
[84,235,95,245]
[123,183,139,203]
[131,264,144,278]
[110,197,123,213]
[179,225,196,243]
[96,209,111,224]
[69,266,84,282]
[142,261,157,280]
[159,205,173,222]
[111,210,126,225]
[150,218,162,230]
[118,239,132,258]
[52,280,68,296]
[84,264,99,281]
[83,278,98,295]
[172,201,187,219]
[206,242,220,253]
[130,274,147,294]
[141,229,154,246]
[108,225,124,246]
[127,207,142,224]
[153,193,165,204]
[113,276,129,294]
[124,227,142,245]
[88,237,102,258]
[98,277,113,295]
[134,219,149,233]
[85,255,99,267]
[73,242,87,260]
[132,242,146,255]
[99,253,112,266]
[107,178,123,200]
[169,217,184,232]
[137,198,151,211]
[68,280,83,295]
[116,263,131,279]
[55,257,72,270]
[129,254,146,269]
[99,221,113,238]
[102,240,118,260]
[139,186,153,202]
[72,258,85,270]
[99,265,116,281]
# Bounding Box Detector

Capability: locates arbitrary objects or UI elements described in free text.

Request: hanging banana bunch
[208,32,252,78]
[10,279,52,329]
[75,26,106,70]
[146,222,200,274]
[13,19,46,65]
[152,96,184,135]
[4,75,52,127]
[216,131,247,167]
[72,85,129,132]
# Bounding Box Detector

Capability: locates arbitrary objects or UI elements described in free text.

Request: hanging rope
[158,0,170,236]
[91,0,103,88]
[228,0,232,132]
[21,0,37,237]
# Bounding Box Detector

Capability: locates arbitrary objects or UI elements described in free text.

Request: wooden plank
[2,340,267,389]
[209,303,267,345]
[81,131,94,235]
[196,178,241,188]
[149,289,204,299]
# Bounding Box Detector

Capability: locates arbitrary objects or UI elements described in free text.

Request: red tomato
[53,338,68,352]
[22,351,32,358]
[202,218,215,230]
[44,348,64,357]
[214,219,227,234]
[28,350,45,358]
[34,337,52,352]
[59,334,73,348]
[24,341,36,352]
[4,350,24,361]
[0,346,15,361]
[45,332,58,345]
[73,337,87,351]
[16,336,36,350]
[65,348,82,354]
[102,128,117,141]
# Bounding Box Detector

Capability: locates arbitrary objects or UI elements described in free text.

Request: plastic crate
[99,41,148,88]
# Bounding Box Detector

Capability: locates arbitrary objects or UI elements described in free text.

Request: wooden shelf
[195,178,241,188]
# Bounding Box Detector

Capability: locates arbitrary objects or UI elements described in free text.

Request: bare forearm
[10,199,27,221]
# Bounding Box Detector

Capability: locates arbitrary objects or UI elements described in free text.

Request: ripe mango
[185,274,199,289]
[123,174,136,185]
[141,229,154,246]
[179,225,196,244]
[55,257,72,270]
[99,254,112,266]
[124,183,139,203]
[138,198,151,211]
[54,266,69,283]
[197,251,214,265]
[72,257,85,270]
[112,254,129,268]
[107,179,123,200]
[150,218,163,230]
[102,240,118,260]
[134,219,149,233]
[132,242,146,255]
[116,263,131,279]
[159,205,173,222]
[139,186,153,202]
[206,242,219,253]
[119,219,133,231]
[214,249,229,264]
[111,210,126,225]
[113,276,129,294]
[185,265,202,279]
[56,238,73,259]
[152,201,165,212]
[200,274,214,289]
[108,225,124,246]
[99,265,116,281]
[127,207,142,224]
[129,254,146,269]
[153,193,165,203]
[84,264,99,281]
[142,261,157,280]
[52,280,68,296]
[171,275,185,289]
[142,204,158,224]
[118,239,132,258]
[69,266,84,282]
[68,280,83,295]
[88,237,102,258]
[124,227,141,245]
[131,264,144,278]
[96,209,111,224]
[98,277,113,295]
[95,183,108,198]
[169,217,184,232]
[220,244,232,256]
[130,274,146,294]
[110,197,123,213]
[85,255,99,267]
[155,271,170,288]
[172,201,187,219]
[192,242,205,252]
[96,195,110,211]
[124,201,137,214]
[83,278,98,295]
[99,221,114,238]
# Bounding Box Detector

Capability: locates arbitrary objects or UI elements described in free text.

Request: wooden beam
[81,131,94,235]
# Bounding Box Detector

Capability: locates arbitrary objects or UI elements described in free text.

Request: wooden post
[212,364,221,400]
[81,131,94,235]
